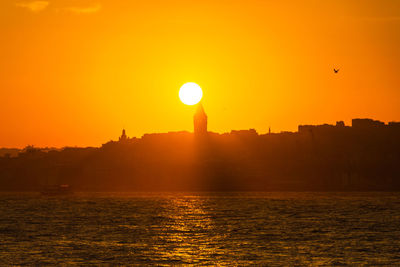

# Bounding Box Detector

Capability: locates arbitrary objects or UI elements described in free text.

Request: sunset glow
[1,0,400,147]
[179,83,203,105]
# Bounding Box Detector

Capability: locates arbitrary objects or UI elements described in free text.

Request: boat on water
[41,184,73,196]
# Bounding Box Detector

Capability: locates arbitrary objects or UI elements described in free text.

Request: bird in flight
[334,68,339,74]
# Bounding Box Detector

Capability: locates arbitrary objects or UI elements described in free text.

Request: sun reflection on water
[2,193,400,265]
[158,196,220,265]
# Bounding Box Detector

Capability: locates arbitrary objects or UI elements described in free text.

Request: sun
[179,82,203,105]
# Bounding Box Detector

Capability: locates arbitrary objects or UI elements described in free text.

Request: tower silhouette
[194,103,207,135]
[119,129,127,141]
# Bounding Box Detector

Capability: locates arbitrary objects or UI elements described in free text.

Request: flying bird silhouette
[334,68,339,73]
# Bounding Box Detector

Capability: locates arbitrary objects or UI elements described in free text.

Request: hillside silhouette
[1,118,400,191]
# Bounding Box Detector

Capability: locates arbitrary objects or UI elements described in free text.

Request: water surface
[1,192,400,265]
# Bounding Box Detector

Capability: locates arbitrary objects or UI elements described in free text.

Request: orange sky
[1,0,400,148]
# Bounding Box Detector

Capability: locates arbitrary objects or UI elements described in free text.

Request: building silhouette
[1,117,400,191]
[352,118,385,129]
[194,103,208,135]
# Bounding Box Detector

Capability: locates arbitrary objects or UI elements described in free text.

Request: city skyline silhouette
[1,108,399,191]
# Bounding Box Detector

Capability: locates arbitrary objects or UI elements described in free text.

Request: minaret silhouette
[194,103,208,135]
[119,129,127,141]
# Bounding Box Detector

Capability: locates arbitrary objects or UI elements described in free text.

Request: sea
[1,192,400,265]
